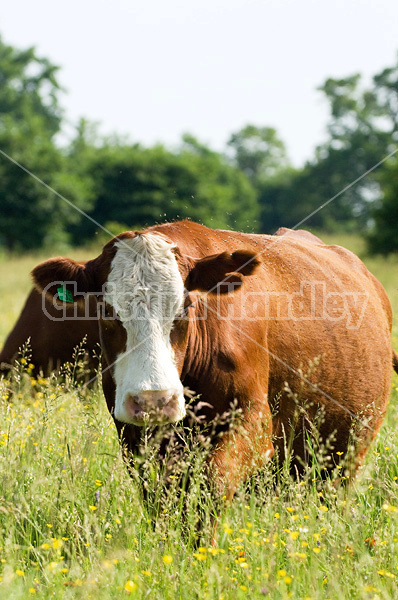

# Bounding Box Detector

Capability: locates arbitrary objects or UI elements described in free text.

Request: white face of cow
[104,233,186,426]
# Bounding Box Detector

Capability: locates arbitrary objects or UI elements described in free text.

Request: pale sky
[2,0,398,166]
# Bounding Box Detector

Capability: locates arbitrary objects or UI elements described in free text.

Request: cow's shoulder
[273,227,326,246]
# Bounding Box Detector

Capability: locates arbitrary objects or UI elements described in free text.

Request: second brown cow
[0,288,99,380]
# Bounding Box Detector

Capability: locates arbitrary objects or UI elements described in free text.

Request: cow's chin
[115,396,186,426]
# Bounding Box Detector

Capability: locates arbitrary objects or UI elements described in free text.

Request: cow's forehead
[104,233,185,319]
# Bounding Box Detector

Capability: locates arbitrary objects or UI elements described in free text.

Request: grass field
[0,234,398,599]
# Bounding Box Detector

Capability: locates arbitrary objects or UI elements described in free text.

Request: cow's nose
[122,389,185,425]
[133,390,171,407]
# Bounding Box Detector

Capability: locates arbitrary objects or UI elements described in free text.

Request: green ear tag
[57,284,74,303]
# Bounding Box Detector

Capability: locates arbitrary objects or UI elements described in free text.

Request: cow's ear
[31,257,95,303]
[185,250,260,293]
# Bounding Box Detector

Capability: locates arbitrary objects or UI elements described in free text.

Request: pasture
[0,234,398,600]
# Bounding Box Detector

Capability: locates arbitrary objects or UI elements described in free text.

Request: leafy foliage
[227,124,290,184]
[0,36,95,251]
[0,33,398,252]
[68,135,259,243]
[255,63,398,235]
[368,157,398,254]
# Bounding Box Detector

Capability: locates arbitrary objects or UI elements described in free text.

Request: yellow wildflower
[383,503,398,513]
[124,580,136,592]
[378,570,395,578]
[193,553,207,561]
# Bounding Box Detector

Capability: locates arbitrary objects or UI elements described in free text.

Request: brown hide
[0,288,100,379]
[31,221,397,496]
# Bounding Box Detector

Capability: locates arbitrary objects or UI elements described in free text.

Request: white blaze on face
[104,233,186,425]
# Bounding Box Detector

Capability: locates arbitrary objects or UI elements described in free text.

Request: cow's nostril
[127,394,143,406]
[164,394,176,405]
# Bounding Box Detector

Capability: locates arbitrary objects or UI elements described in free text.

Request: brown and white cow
[0,287,100,379]
[31,221,398,497]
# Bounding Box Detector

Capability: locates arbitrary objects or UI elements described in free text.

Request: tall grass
[0,235,398,599]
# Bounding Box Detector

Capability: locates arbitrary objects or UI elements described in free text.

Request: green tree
[179,134,259,230]
[69,135,259,242]
[366,56,398,254]
[306,71,394,229]
[0,36,94,251]
[227,125,289,185]
[367,156,398,254]
[257,61,398,235]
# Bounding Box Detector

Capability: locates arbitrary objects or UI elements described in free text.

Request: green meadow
[0,234,398,600]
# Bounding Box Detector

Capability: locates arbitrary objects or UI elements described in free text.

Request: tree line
[0,34,397,253]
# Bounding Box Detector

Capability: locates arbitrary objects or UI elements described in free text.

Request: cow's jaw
[104,233,186,425]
